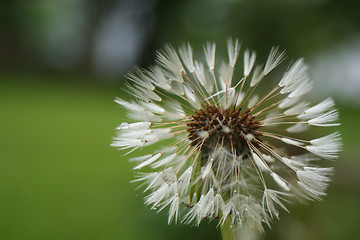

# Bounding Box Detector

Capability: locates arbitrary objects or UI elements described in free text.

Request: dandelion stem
[220,216,236,240]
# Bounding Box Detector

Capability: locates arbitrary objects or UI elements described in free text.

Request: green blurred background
[1,0,360,239]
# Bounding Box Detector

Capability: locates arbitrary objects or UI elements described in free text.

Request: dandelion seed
[112,39,341,235]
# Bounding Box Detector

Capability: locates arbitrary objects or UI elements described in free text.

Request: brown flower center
[187,105,261,153]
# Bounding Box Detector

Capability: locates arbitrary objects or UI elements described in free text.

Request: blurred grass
[0,74,218,240]
[0,74,359,239]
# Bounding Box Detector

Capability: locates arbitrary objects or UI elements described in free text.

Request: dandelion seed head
[112,38,341,233]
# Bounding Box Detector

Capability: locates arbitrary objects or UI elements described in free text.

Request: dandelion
[112,38,342,239]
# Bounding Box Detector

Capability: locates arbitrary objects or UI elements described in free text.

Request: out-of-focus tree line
[1,0,360,78]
